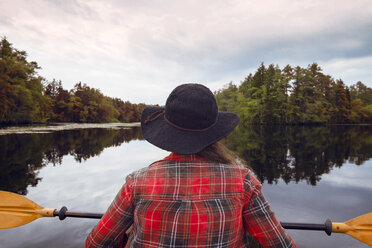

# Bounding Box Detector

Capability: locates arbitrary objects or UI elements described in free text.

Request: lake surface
[0,124,371,248]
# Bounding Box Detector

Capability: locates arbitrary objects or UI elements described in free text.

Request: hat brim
[141,106,240,154]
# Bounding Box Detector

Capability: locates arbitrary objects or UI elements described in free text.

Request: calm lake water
[0,124,371,248]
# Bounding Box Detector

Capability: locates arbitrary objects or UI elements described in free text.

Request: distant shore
[0,122,141,135]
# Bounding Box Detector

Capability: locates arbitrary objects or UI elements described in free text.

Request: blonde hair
[196,141,239,165]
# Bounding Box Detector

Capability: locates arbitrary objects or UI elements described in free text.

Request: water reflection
[1,125,372,195]
[225,125,372,185]
[0,127,142,195]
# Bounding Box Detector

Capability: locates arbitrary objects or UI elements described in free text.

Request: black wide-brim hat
[141,83,239,154]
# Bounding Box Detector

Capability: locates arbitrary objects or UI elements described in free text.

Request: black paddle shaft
[54,206,103,220]
[281,219,332,236]
[54,206,129,245]
[54,206,333,236]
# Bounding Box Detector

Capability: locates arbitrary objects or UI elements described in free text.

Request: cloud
[321,55,372,85]
[0,0,371,103]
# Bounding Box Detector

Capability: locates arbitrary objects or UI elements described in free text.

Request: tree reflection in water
[224,125,372,185]
[0,127,142,195]
[1,125,371,196]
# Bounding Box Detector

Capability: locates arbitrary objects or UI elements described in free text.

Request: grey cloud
[48,0,97,18]
[201,20,372,82]
[0,15,12,27]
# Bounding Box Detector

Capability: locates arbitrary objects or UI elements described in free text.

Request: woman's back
[85,153,295,247]
[130,153,249,247]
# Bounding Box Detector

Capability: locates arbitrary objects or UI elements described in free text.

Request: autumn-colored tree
[0,37,51,123]
[44,79,71,121]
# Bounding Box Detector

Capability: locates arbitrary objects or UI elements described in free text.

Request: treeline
[0,37,146,124]
[44,80,146,123]
[216,63,372,124]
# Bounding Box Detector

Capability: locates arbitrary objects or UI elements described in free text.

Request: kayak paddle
[0,190,371,245]
[0,190,102,229]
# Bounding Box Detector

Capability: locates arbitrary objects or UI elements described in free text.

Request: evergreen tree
[216,63,372,125]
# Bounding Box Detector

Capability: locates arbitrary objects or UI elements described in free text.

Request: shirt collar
[163,152,206,161]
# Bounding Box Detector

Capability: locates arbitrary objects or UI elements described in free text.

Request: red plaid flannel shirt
[85,153,296,248]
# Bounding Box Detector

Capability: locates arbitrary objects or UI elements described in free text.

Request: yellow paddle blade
[332,212,372,245]
[0,191,55,229]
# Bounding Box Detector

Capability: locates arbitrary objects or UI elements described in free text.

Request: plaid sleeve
[85,175,135,248]
[243,172,297,248]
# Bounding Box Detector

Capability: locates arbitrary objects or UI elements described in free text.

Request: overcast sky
[1,0,372,104]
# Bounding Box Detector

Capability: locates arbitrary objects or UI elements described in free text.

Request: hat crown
[165,84,218,130]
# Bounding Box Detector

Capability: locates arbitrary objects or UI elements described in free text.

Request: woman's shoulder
[124,159,170,182]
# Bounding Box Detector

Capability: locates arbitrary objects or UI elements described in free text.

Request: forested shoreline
[0,37,148,124]
[2,37,372,125]
[215,63,372,125]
